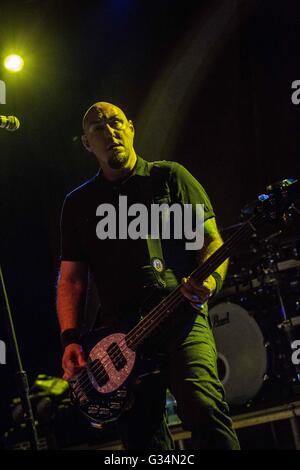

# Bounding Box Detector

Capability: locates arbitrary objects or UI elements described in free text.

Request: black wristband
[211,271,223,296]
[60,328,81,351]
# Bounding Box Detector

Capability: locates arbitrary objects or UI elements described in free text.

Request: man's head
[81,102,135,171]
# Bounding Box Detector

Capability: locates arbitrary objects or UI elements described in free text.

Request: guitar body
[69,325,160,425]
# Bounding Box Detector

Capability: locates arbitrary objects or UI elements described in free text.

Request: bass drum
[208,302,268,406]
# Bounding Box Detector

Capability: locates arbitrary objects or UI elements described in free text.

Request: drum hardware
[219,225,300,299]
[253,232,300,389]
[210,213,300,410]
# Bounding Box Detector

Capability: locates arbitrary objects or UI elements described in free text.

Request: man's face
[81,102,135,170]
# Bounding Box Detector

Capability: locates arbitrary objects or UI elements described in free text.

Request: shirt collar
[96,154,151,184]
[132,155,151,177]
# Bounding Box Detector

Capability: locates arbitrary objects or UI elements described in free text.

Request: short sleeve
[170,163,215,221]
[60,195,88,262]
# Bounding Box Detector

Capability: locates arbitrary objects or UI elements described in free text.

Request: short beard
[108,152,129,169]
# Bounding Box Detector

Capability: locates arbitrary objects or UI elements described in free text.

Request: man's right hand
[62,343,87,380]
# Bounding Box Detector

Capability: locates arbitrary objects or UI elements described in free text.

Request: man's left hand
[180,275,217,310]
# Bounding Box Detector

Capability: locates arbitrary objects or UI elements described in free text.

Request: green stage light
[4,54,24,72]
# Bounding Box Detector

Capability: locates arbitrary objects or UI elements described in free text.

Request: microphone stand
[0,264,39,450]
[1,84,38,448]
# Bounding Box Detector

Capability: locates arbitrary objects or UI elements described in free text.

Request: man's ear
[128,119,135,137]
[81,134,92,152]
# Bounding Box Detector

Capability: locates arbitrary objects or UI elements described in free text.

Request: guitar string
[74,216,259,396]
[74,288,184,396]
[74,286,181,383]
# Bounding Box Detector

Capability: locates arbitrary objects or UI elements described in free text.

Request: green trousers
[117,307,240,450]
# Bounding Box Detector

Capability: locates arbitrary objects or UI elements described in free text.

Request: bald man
[57,101,240,450]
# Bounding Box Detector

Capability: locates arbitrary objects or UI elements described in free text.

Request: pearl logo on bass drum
[212,311,230,328]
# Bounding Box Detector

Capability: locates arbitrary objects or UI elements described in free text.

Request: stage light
[4,55,24,73]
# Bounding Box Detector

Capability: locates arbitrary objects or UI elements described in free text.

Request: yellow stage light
[4,54,24,72]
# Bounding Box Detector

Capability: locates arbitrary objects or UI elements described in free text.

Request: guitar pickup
[107,342,127,371]
[89,359,109,386]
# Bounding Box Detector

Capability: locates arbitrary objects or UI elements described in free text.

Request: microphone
[0,115,20,131]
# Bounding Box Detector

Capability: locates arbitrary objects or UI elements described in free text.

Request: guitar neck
[126,214,260,350]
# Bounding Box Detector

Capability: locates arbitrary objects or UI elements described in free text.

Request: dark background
[0,0,300,447]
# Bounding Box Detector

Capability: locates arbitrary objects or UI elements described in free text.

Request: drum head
[209,302,267,405]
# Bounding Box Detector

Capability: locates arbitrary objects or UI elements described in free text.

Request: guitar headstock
[241,177,300,225]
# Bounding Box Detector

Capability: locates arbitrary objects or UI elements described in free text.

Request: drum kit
[209,223,300,412]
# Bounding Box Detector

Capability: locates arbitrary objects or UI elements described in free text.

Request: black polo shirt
[60,155,215,326]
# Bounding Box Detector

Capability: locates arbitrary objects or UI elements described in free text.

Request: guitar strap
[137,164,167,289]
